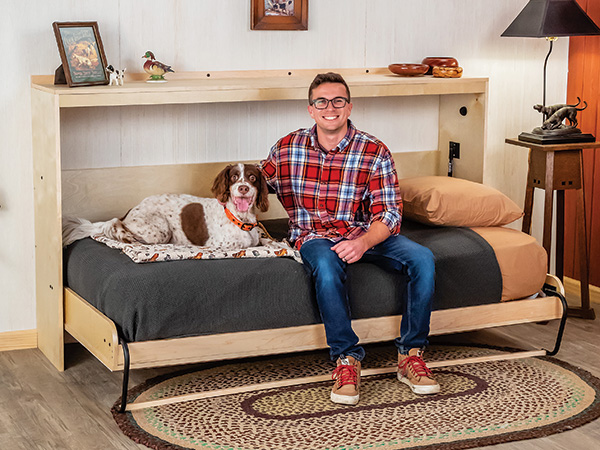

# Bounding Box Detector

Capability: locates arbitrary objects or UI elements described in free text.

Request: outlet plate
[449,141,460,159]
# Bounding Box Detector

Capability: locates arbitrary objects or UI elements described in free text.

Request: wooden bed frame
[63,283,565,373]
[58,163,566,374]
[31,69,566,403]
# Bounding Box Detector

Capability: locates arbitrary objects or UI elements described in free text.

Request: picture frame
[52,21,109,87]
[251,0,308,30]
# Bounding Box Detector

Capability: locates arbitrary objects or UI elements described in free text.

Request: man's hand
[331,239,369,264]
[332,221,392,264]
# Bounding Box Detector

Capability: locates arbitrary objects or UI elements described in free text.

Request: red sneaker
[331,356,361,405]
[398,348,440,395]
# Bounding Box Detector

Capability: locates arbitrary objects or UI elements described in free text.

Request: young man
[260,72,439,405]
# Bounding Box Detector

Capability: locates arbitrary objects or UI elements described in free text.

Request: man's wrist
[358,229,388,250]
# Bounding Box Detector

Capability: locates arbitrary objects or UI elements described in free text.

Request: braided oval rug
[112,345,600,450]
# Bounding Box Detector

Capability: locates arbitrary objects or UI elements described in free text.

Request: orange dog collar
[224,207,258,232]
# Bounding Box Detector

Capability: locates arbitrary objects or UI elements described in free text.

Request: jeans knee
[313,257,345,285]
[420,247,435,270]
[301,241,345,280]
[410,246,435,280]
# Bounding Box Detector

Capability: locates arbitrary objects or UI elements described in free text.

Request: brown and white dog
[62,164,269,250]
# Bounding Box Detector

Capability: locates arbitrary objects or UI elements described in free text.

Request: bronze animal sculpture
[534,97,581,120]
[525,96,594,142]
[541,102,588,130]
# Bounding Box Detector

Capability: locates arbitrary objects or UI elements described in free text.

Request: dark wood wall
[565,0,600,286]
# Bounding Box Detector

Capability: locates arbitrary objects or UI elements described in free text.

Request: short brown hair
[308,72,351,104]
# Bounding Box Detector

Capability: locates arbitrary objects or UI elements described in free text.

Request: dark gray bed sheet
[63,219,502,342]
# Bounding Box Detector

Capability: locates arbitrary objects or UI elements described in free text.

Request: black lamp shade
[501,0,600,37]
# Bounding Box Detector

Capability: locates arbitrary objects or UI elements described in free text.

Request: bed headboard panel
[61,150,439,222]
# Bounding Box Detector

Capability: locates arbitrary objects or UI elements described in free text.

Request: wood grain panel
[31,89,64,371]
[586,0,600,289]
[438,92,487,182]
[64,289,119,371]
[61,151,441,223]
[565,0,600,287]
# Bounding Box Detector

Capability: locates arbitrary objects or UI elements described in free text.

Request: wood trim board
[0,330,37,352]
[31,69,488,108]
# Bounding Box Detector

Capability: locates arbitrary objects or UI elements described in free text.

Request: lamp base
[518,130,596,145]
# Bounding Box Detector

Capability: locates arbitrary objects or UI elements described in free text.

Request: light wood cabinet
[31,68,488,370]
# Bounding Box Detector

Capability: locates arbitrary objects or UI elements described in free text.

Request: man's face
[308,82,352,136]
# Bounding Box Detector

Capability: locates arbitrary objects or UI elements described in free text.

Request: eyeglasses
[310,97,350,110]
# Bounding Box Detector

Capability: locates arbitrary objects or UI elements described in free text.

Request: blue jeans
[300,235,435,361]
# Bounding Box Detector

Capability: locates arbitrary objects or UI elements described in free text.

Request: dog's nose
[238,185,249,195]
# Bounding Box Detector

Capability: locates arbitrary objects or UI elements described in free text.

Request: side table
[506,138,596,319]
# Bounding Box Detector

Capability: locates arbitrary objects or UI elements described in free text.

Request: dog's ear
[255,166,270,212]
[211,165,232,203]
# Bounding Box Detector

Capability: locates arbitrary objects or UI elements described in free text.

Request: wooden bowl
[421,57,459,75]
[432,66,463,78]
[388,63,429,77]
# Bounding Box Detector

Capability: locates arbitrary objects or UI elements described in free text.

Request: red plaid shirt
[260,121,402,248]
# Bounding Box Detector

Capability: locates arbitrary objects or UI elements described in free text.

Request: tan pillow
[398,176,523,227]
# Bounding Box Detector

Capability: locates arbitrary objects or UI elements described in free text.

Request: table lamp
[501,0,600,144]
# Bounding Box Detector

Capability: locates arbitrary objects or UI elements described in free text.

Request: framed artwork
[52,21,109,87]
[251,0,308,30]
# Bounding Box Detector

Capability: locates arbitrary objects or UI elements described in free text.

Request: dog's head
[211,164,269,213]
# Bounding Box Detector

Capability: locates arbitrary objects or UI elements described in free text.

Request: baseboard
[564,276,600,305]
[0,329,38,352]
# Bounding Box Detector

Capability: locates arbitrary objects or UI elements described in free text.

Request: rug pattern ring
[112,345,600,450]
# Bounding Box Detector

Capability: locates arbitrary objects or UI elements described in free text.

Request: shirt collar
[310,120,356,153]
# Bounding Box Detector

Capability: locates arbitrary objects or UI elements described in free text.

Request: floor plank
[1,315,599,449]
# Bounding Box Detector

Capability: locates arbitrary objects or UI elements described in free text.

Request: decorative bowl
[421,57,459,75]
[388,63,429,77]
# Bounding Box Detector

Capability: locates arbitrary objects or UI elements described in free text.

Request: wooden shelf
[31,68,488,108]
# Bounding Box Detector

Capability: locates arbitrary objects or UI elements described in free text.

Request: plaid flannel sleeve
[367,151,402,235]
[259,143,279,191]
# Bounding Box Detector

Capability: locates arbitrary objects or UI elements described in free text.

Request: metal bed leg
[118,337,131,413]
[542,283,569,357]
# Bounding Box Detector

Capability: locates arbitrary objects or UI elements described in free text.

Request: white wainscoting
[0,0,568,335]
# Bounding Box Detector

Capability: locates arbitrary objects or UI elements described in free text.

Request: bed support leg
[118,337,131,414]
[542,283,568,357]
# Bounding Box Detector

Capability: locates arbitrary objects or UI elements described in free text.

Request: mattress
[63,219,546,342]
[470,226,547,301]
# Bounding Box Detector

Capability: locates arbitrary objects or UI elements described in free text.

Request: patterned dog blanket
[91,225,302,264]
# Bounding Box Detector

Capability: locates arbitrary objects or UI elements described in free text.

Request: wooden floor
[2,314,599,449]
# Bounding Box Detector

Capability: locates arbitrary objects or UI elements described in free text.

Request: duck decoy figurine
[142,51,174,82]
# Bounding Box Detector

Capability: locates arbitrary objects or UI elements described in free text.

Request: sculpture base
[518,130,596,145]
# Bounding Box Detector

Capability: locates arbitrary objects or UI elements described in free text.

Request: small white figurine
[106,65,126,86]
